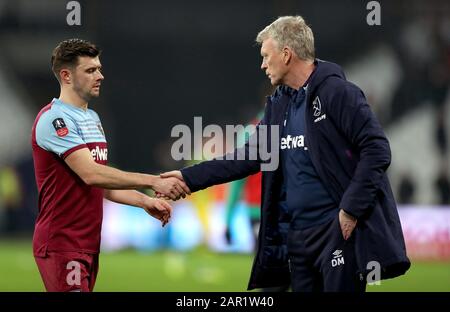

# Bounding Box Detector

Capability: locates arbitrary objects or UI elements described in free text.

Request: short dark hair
[51,39,101,82]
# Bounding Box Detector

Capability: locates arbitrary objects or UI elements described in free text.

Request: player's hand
[155,171,191,201]
[339,209,357,240]
[155,192,173,201]
[143,197,173,227]
[160,170,184,180]
[152,172,190,201]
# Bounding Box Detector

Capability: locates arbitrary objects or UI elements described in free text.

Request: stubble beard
[73,81,99,102]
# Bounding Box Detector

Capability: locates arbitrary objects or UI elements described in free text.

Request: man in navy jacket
[161,16,410,291]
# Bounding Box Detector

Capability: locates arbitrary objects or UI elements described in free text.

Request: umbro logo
[331,249,345,267]
[332,249,342,258]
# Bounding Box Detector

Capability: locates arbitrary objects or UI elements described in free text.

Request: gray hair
[256,16,315,61]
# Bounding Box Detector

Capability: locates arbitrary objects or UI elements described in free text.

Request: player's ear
[60,69,71,84]
[282,47,292,65]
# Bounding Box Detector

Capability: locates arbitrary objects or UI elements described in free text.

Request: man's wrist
[140,193,154,209]
[145,174,158,189]
[340,208,357,220]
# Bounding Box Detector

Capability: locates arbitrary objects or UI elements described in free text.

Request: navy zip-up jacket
[181,59,410,289]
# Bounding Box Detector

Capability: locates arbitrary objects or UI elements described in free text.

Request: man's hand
[142,197,173,227]
[339,209,357,240]
[151,171,191,200]
[160,170,184,180]
[155,171,191,201]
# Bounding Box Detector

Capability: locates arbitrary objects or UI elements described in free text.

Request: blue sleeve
[35,109,86,158]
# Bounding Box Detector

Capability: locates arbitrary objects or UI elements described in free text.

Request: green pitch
[0,239,449,292]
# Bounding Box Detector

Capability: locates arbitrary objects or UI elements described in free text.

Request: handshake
[152,170,191,201]
[138,170,190,227]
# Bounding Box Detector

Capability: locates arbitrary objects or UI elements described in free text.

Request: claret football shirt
[31,98,108,256]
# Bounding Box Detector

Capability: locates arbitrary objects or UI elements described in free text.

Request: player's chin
[269,77,280,86]
[90,90,100,97]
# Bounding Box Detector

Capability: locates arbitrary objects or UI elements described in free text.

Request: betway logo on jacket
[90,146,108,161]
[280,135,308,150]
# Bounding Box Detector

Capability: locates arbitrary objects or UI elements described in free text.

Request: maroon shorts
[34,251,99,292]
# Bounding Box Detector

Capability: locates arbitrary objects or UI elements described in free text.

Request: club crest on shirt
[312,96,322,116]
[52,118,68,137]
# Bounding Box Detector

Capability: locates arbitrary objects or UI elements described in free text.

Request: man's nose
[261,61,266,70]
[97,71,104,80]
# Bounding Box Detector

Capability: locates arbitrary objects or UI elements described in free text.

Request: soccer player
[31,39,189,292]
[159,16,410,291]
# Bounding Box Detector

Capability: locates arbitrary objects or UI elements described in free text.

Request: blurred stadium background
[0,0,449,291]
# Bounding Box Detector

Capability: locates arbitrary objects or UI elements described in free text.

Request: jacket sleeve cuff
[180,166,201,193]
[341,208,358,219]
[339,195,370,219]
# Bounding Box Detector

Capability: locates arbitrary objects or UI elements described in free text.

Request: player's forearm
[104,189,147,208]
[86,163,158,190]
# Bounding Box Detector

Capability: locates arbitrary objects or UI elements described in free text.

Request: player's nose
[261,61,267,70]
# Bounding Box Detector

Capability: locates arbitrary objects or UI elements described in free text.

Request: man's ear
[283,47,293,65]
[60,69,71,84]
